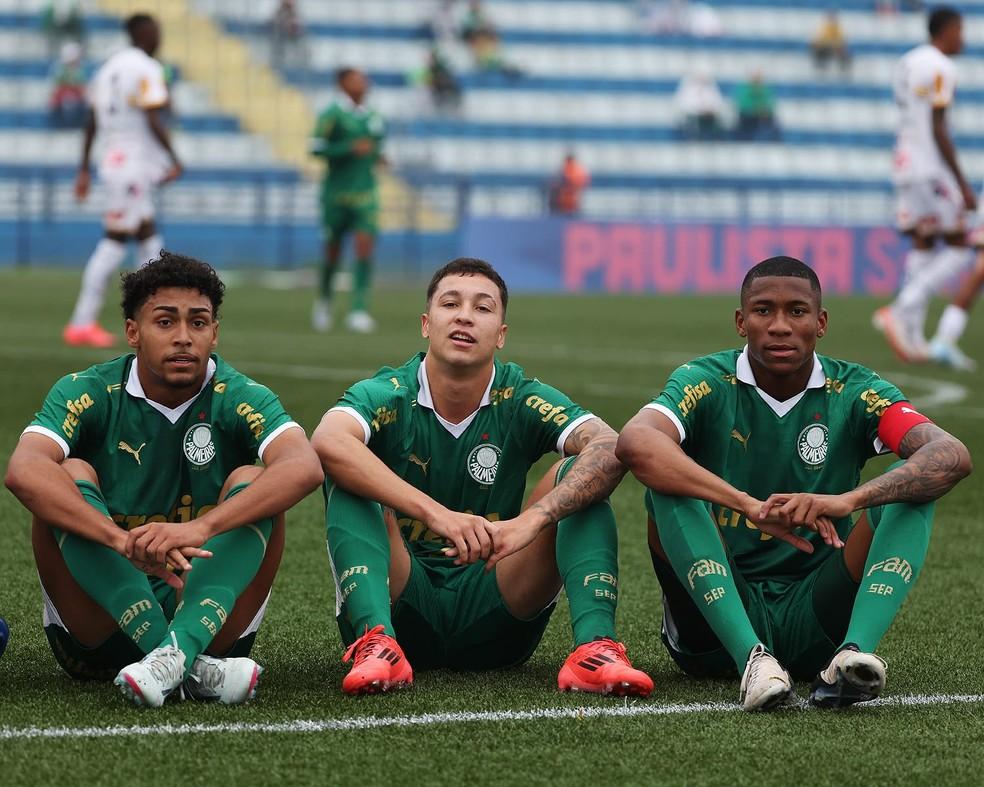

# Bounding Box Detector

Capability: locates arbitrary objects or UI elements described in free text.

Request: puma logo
[118,441,146,465]
[730,429,751,450]
[408,453,430,476]
[390,377,404,391]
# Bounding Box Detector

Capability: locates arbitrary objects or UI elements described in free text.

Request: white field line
[1,693,983,742]
[0,345,969,411]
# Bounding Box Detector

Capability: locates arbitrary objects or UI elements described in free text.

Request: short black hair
[740,256,821,304]
[929,7,961,38]
[124,13,155,41]
[426,257,509,313]
[121,250,225,320]
[336,67,357,84]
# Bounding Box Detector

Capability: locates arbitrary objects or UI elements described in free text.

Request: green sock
[553,457,618,646]
[325,480,395,638]
[57,481,169,653]
[319,260,338,300]
[351,257,373,312]
[841,499,934,653]
[165,484,271,674]
[649,491,760,670]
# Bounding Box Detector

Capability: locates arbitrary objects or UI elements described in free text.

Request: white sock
[137,234,163,268]
[894,246,973,341]
[69,238,128,327]
[933,304,969,345]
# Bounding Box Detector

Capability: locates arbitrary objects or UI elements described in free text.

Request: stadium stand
[5,0,984,267]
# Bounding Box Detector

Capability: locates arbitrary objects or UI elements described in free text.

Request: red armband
[877,401,932,454]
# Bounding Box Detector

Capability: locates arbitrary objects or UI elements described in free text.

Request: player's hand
[161,162,183,184]
[758,493,849,548]
[352,138,374,156]
[424,507,494,565]
[127,554,186,589]
[74,169,90,201]
[125,521,213,568]
[482,515,541,572]
[961,181,978,212]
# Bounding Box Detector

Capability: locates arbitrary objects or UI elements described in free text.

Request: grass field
[1,269,982,786]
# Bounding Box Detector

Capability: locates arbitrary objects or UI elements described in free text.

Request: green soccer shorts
[321,194,379,238]
[338,552,556,671]
[654,536,862,681]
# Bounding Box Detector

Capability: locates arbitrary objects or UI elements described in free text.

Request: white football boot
[810,646,886,709]
[929,339,977,372]
[114,633,186,708]
[311,299,332,332]
[183,654,263,704]
[739,644,796,711]
[346,310,377,333]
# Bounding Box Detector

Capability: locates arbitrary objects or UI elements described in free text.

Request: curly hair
[121,250,225,319]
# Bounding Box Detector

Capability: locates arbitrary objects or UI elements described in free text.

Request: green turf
[0,269,982,786]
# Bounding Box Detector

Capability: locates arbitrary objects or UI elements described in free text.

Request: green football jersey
[25,354,298,530]
[332,352,594,560]
[311,98,385,201]
[645,348,908,581]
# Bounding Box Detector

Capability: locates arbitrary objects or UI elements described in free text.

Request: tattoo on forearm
[528,420,627,524]
[854,424,970,508]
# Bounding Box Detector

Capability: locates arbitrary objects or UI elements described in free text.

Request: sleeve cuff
[329,406,371,445]
[556,413,597,455]
[21,425,69,458]
[643,402,686,443]
[257,421,303,461]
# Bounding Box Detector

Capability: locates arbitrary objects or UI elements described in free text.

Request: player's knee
[61,458,99,485]
[220,465,262,499]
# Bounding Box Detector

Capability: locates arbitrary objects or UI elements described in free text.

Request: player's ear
[211,320,219,349]
[420,313,429,339]
[816,307,828,338]
[124,318,140,348]
[496,322,507,350]
[735,308,747,337]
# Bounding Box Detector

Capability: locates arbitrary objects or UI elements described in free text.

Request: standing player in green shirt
[311,258,653,696]
[616,256,971,711]
[5,252,323,707]
[310,67,385,334]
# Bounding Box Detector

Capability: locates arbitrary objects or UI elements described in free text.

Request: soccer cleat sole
[344,677,413,696]
[557,675,653,698]
[115,673,148,707]
[809,667,883,709]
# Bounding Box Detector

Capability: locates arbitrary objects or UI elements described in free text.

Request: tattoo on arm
[527,419,627,525]
[852,423,971,508]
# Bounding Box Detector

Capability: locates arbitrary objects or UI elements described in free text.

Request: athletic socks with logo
[841,499,934,653]
[556,500,620,646]
[648,492,761,671]
[58,481,169,651]
[325,481,397,637]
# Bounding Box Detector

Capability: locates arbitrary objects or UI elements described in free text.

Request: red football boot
[557,638,653,697]
[341,624,413,695]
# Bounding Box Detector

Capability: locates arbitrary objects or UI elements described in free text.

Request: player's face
[736,276,827,377]
[947,19,964,56]
[342,71,368,103]
[126,287,218,395]
[421,274,507,369]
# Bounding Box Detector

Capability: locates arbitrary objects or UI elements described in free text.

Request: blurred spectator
[811,12,851,74]
[461,0,495,43]
[470,29,522,77]
[49,41,86,128]
[549,153,591,215]
[674,69,727,139]
[734,70,780,140]
[41,0,85,58]
[409,47,461,114]
[270,0,307,70]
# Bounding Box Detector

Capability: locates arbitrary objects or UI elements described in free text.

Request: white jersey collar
[126,355,217,424]
[417,357,495,439]
[736,345,825,418]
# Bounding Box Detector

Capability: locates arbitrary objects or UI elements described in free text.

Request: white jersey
[89,46,170,177]
[893,43,957,183]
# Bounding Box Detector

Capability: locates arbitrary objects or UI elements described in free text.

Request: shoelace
[343,625,387,665]
[190,656,225,691]
[581,638,629,663]
[143,644,184,685]
[746,645,769,683]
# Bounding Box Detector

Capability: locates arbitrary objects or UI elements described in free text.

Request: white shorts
[98,161,162,233]
[895,174,965,237]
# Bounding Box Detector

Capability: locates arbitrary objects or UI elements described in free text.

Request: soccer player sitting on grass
[615,256,971,711]
[5,252,323,707]
[311,257,653,696]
